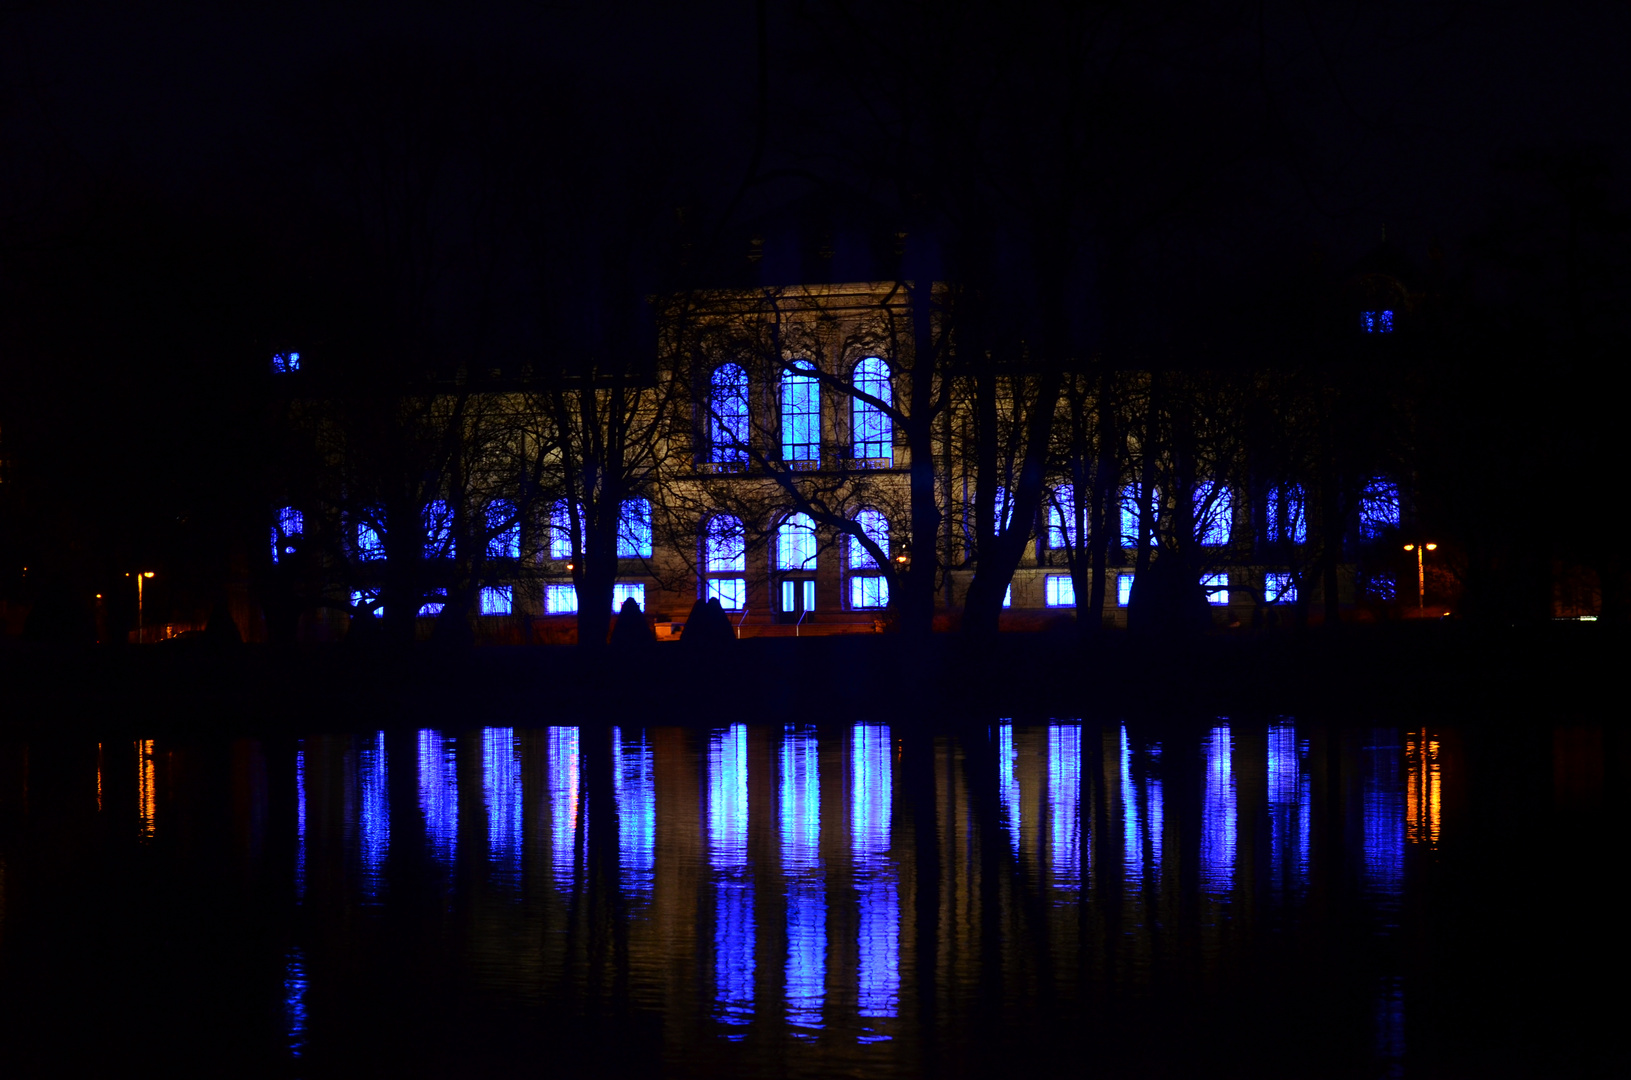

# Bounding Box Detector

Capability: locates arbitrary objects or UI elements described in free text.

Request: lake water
[0,718,1618,1077]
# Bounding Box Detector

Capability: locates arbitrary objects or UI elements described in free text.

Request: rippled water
[0,719,1618,1077]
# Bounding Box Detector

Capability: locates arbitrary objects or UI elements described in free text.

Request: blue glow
[356,731,389,901]
[612,583,646,611]
[1118,573,1134,607]
[1119,484,1159,547]
[1363,731,1405,904]
[711,364,750,465]
[1268,485,1308,544]
[1049,724,1083,893]
[479,586,512,615]
[284,946,308,1058]
[998,723,1020,855]
[706,514,746,572]
[544,583,578,613]
[993,484,1014,532]
[777,512,818,571]
[417,730,458,867]
[781,725,825,1035]
[483,728,522,886]
[1196,482,1232,545]
[1047,485,1078,548]
[707,578,746,610]
[295,746,307,900]
[1361,310,1395,333]
[417,589,446,617]
[1264,573,1296,604]
[1045,574,1075,608]
[356,518,386,561]
[613,728,655,902]
[549,727,581,892]
[709,725,754,1034]
[273,506,303,562]
[271,351,300,374]
[1120,725,1151,886]
[1266,722,1311,891]
[1003,583,1012,608]
[852,357,893,460]
[550,499,576,559]
[850,575,888,610]
[1201,725,1235,896]
[852,725,898,1035]
[423,500,453,558]
[351,589,382,617]
[1368,574,1398,602]
[486,500,520,559]
[781,364,821,463]
[1359,479,1401,540]
[618,498,653,558]
[849,508,888,568]
[1202,573,1230,606]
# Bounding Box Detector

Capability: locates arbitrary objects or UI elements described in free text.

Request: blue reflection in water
[1363,731,1405,905]
[781,725,825,1035]
[852,724,897,1040]
[1121,726,1164,887]
[709,725,754,1036]
[483,729,522,886]
[418,730,458,868]
[1048,724,1083,892]
[1376,975,1406,1077]
[356,732,389,900]
[1267,722,1311,891]
[549,727,581,893]
[997,722,1020,855]
[613,728,655,903]
[295,746,307,901]
[284,945,308,1058]
[1201,724,1235,896]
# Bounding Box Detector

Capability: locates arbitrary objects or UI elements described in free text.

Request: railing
[736,607,750,639]
[796,608,810,638]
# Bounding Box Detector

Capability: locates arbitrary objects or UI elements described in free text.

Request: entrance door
[778,578,816,623]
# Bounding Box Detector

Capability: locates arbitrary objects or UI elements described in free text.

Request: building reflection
[284,945,308,1059]
[852,724,897,1040]
[1201,724,1236,896]
[483,728,521,886]
[136,738,156,841]
[1266,721,1311,891]
[295,744,307,900]
[613,727,655,903]
[998,722,1021,856]
[1363,730,1405,903]
[1048,723,1084,894]
[418,730,458,868]
[709,724,754,1036]
[1405,730,1441,848]
[781,724,824,1035]
[352,732,389,900]
[548,727,580,893]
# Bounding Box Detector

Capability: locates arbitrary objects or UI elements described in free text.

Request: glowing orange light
[137,739,156,840]
[1406,729,1441,848]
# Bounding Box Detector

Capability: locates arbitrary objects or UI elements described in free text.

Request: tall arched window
[550,499,575,560]
[849,509,891,610]
[619,498,653,558]
[776,513,818,572]
[781,363,820,464]
[710,364,750,465]
[851,357,892,461]
[356,512,386,562]
[1195,482,1232,546]
[423,500,454,558]
[1359,478,1400,540]
[487,499,520,559]
[704,514,746,609]
[1047,485,1077,548]
[1267,485,1308,544]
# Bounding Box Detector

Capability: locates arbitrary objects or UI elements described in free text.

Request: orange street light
[1402,543,1437,609]
[135,571,156,642]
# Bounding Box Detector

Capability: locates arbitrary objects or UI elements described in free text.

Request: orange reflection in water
[136,739,156,840]
[1405,730,1440,848]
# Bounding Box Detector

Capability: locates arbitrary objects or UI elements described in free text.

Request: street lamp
[128,571,156,642]
[1402,543,1436,609]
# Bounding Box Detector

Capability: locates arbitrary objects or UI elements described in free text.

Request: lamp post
[129,571,155,642]
[1402,543,1436,609]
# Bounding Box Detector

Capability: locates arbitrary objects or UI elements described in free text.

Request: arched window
[423,500,453,558]
[272,506,303,563]
[710,364,749,464]
[851,357,892,461]
[1047,486,1078,549]
[1195,482,1232,546]
[777,513,818,571]
[1119,483,1160,548]
[704,514,746,609]
[487,499,520,559]
[781,363,820,464]
[1359,478,1400,540]
[619,498,653,558]
[356,513,386,562]
[849,509,889,569]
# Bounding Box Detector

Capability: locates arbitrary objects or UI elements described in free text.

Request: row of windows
[1029,571,1298,609]
[709,357,894,466]
[352,583,651,619]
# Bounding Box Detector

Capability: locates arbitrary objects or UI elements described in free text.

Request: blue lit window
[993,485,1015,533]
[777,512,818,571]
[1267,485,1308,544]
[1264,572,1297,603]
[1119,484,1159,547]
[270,351,301,373]
[710,364,750,465]
[781,580,816,613]
[1003,583,1012,608]
[781,363,820,463]
[1359,478,1401,540]
[272,506,303,563]
[1047,486,1077,548]
[544,583,578,613]
[480,586,512,615]
[550,499,576,560]
[704,514,747,609]
[707,578,746,610]
[356,517,386,561]
[849,509,889,569]
[1045,574,1076,607]
[612,583,646,611]
[618,498,653,558]
[1196,482,1232,546]
[351,589,382,617]
[850,575,889,609]
[1361,310,1395,333]
[1118,573,1134,607]
[423,500,453,558]
[486,500,520,559]
[851,357,893,461]
[418,589,446,616]
[1202,573,1230,605]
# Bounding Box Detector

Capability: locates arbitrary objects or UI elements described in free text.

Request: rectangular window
[1267,485,1308,544]
[1047,486,1077,549]
[780,580,816,612]
[612,583,646,612]
[781,369,820,463]
[1202,573,1230,606]
[1119,484,1159,547]
[1045,575,1076,608]
[707,578,746,610]
[1264,573,1296,604]
[850,575,889,610]
[1359,479,1401,540]
[480,586,513,615]
[618,499,653,558]
[544,583,578,614]
[1117,574,1134,607]
[550,500,577,560]
[418,589,447,617]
